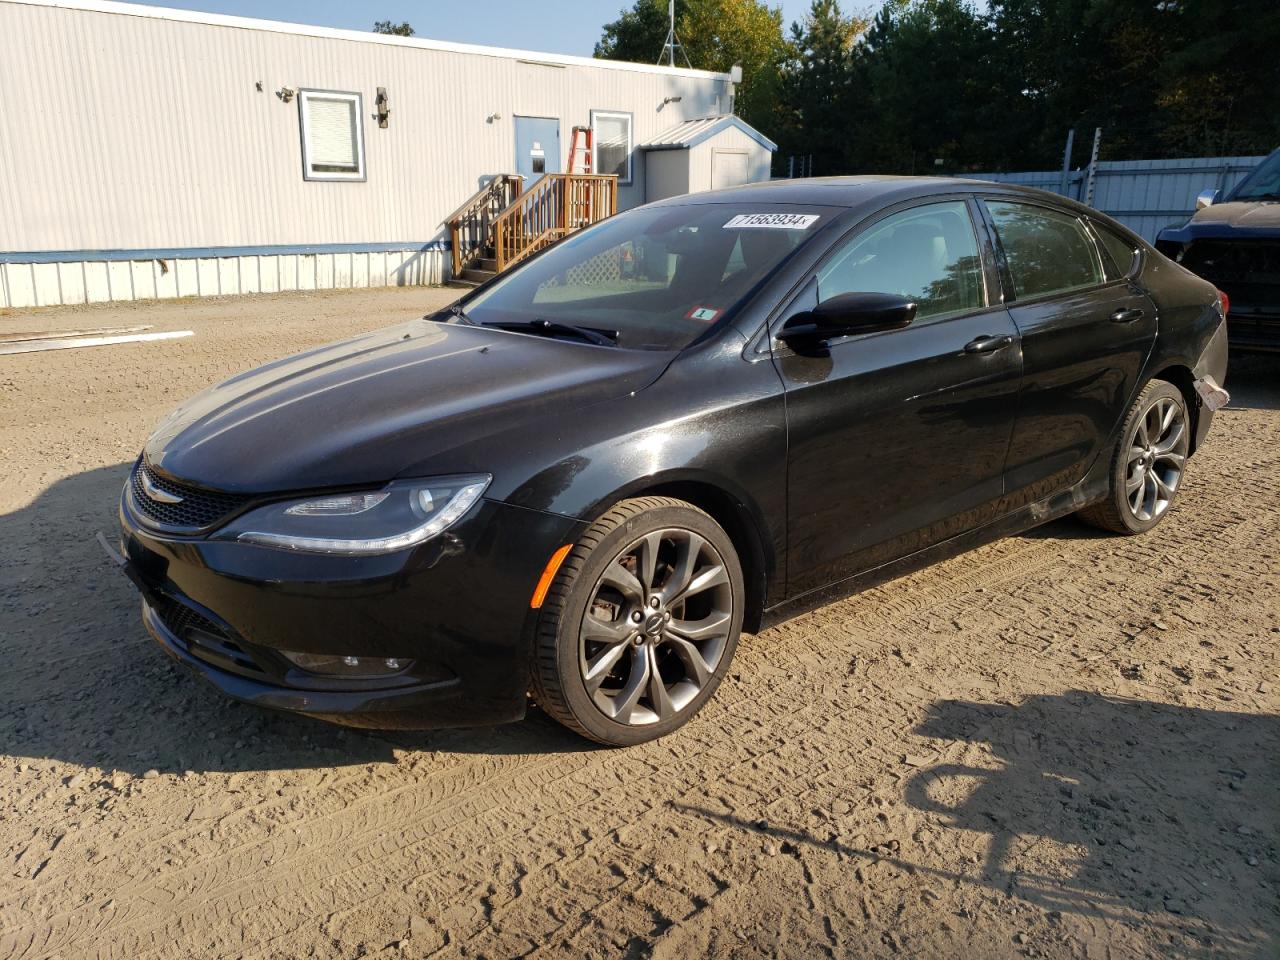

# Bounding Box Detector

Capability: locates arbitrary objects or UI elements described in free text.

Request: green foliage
[596,0,1280,173]
[372,20,415,37]
[776,1,866,174]
[595,0,788,134]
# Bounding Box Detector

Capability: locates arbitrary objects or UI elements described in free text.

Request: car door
[773,198,1023,597]
[978,198,1158,509]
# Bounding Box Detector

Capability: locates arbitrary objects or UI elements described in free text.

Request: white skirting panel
[0,249,446,309]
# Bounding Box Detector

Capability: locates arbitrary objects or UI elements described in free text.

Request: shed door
[711,149,751,190]
[514,116,561,185]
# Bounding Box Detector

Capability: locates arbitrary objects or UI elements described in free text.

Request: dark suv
[1156,147,1280,352]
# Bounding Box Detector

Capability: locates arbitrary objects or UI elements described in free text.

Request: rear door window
[1092,222,1141,279]
[986,200,1104,300]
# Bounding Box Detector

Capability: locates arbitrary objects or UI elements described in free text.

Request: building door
[514,116,561,185]
[712,150,750,190]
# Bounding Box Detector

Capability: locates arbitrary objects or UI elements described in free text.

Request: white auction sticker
[723,213,820,230]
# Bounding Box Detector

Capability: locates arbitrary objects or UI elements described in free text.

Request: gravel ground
[1,288,1277,960]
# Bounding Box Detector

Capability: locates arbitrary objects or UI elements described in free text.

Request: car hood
[1160,201,1280,244]
[144,319,671,493]
[1190,200,1280,230]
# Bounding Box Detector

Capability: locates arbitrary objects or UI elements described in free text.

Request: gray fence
[967,155,1265,242]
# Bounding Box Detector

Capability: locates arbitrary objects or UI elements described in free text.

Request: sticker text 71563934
[723,213,820,230]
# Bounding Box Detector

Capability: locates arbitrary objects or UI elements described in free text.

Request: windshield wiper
[448,303,475,324]
[487,318,620,346]
[1238,192,1280,201]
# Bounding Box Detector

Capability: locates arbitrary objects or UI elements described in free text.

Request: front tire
[1078,380,1191,534]
[530,497,744,746]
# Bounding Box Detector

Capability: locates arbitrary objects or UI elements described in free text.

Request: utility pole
[1083,127,1102,206]
[657,0,691,68]
[1058,128,1075,196]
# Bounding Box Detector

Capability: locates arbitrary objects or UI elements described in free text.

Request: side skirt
[757,465,1111,634]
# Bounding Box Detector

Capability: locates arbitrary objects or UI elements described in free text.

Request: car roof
[656,174,1095,213]
[652,174,1138,239]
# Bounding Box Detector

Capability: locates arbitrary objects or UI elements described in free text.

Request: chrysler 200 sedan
[106,177,1230,745]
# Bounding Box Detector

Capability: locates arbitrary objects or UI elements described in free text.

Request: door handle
[1110,307,1145,323]
[964,334,1013,354]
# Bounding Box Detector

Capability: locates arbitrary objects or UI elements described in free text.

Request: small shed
[641,115,777,202]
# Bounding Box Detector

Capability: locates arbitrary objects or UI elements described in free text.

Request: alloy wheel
[1125,395,1188,522]
[578,528,734,726]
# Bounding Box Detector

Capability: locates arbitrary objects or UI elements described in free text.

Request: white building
[0,0,776,308]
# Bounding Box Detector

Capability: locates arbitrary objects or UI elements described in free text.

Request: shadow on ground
[677,691,1278,956]
[1225,353,1280,411]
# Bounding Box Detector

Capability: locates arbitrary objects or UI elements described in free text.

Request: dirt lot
[1,288,1276,960]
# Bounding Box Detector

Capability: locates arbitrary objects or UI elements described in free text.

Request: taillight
[1218,289,1230,319]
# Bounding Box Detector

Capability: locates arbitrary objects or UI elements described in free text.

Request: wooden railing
[446,174,524,278]
[493,174,618,272]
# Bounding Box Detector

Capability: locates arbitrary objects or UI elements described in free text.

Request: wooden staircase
[447,173,618,287]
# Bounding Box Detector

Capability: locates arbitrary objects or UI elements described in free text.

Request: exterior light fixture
[376,87,391,128]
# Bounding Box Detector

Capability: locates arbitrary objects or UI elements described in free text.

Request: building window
[591,111,633,185]
[299,90,365,182]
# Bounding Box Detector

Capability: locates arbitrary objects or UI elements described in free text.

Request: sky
[147,0,820,59]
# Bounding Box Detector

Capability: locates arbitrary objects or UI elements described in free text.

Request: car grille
[1180,239,1280,315]
[153,594,267,678]
[130,460,251,532]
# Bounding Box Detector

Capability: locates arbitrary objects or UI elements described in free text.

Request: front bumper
[109,492,585,728]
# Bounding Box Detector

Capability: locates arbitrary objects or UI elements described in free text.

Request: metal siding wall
[968,156,1264,242]
[0,2,730,255]
[0,1,733,305]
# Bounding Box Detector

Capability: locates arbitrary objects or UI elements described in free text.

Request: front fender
[489,336,790,607]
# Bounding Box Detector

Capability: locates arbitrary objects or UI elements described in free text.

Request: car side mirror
[777,292,918,349]
[1195,188,1220,210]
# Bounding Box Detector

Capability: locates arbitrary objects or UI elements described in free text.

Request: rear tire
[1078,380,1190,535]
[530,497,744,746]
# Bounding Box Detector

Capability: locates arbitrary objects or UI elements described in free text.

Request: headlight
[215,475,490,555]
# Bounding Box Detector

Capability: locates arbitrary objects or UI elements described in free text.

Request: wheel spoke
[1153,421,1185,455]
[635,531,663,593]
[609,646,650,722]
[1156,451,1185,470]
[600,558,646,603]
[670,563,728,605]
[1153,471,1175,500]
[1135,414,1151,448]
[660,533,706,603]
[1143,473,1158,516]
[1159,399,1176,435]
[583,641,630,694]
[1126,445,1146,466]
[1125,469,1145,494]
[664,633,712,687]
[645,646,675,720]
[668,610,731,643]
[582,612,631,646]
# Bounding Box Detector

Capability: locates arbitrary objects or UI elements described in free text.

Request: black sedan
[109,177,1230,745]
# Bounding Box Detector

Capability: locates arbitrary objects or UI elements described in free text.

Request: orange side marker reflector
[531,544,573,609]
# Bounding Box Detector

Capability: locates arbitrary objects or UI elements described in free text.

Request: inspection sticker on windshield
[723,213,820,230]
[686,306,722,323]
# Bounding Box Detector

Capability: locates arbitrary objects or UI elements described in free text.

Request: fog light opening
[281,651,415,679]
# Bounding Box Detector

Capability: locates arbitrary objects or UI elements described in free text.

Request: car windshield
[1229,149,1280,201]
[458,202,835,350]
